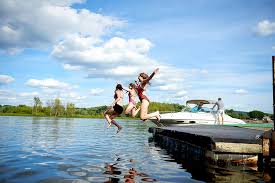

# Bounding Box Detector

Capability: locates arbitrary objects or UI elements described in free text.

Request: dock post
[273,56,275,130]
[272,56,275,158]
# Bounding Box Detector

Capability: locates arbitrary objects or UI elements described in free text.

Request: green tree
[66,103,75,117]
[33,97,42,115]
[53,98,64,117]
[45,100,54,116]
[248,110,265,119]
[18,105,32,114]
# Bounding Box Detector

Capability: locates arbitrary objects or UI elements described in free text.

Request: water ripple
[0,116,273,183]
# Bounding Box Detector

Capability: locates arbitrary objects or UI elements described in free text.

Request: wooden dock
[149,125,274,166]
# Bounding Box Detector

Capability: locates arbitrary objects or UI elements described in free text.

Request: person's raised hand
[153,68,159,74]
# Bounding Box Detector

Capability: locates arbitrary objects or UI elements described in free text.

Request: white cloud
[90,88,104,96]
[63,64,83,71]
[0,96,16,101]
[0,89,13,97]
[51,34,158,78]
[51,35,156,71]
[25,78,75,90]
[0,88,88,106]
[60,92,87,100]
[0,0,124,52]
[43,0,86,6]
[52,35,189,95]
[174,90,188,97]
[234,89,248,95]
[256,20,275,36]
[200,69,208,74]
[0,75,15,85]
[18,92,39,97]
[0,89,17,105]
[158,84,179,91]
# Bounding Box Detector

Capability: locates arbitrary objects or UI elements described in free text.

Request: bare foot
[155,122,163,127]
[117,126,122,133]
[156,111,161,122]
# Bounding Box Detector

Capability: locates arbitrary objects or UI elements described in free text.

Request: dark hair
[140,73,149,80]
[129,83,136,89]
[114,84,123,99]
[116,84,123,90]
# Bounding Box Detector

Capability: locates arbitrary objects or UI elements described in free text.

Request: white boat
[150,99,246,126]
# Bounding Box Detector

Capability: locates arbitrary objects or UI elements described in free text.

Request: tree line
[0,97,272,120]
[0,97,184,118]
[225,109,273,120]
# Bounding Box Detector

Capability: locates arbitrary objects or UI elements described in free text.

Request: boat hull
[150,111,246,126]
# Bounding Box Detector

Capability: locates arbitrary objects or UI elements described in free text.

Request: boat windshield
[190,106,213,113]
[185,100,216,113]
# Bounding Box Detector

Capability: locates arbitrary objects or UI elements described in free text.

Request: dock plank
[156,125,264,144]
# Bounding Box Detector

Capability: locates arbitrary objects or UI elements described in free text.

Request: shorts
[113,104,123,114]
[217,110,224,117]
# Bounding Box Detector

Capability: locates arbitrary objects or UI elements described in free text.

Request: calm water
[0,116,273,183]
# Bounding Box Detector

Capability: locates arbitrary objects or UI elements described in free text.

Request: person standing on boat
[136,68,161,122]
[212,98,224,125]
[104,84,123,133]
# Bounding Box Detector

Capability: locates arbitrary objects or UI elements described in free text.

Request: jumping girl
[104,84,124,133]
[123,83,140,117]
[136,68,160,122]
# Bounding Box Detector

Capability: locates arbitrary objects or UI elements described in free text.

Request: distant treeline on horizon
[0,97,184,119]
[0,97,272,120]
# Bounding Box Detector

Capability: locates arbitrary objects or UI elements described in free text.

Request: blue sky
[0,0,274,113]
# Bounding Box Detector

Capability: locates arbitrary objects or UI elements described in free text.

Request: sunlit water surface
[0,116,273,183]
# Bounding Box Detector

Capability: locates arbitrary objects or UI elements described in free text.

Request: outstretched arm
[116,83,130,92]
[212,103,217,110]
[144,68,159,83]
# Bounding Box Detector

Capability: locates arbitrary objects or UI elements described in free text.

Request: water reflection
[103,161,157,183]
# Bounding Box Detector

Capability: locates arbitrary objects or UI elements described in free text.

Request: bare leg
[104,108,115,128]
[140,100,160,121]
[104,106,113,115]
[131,106,140,117]
[125,103,134,115]
[105,113,113,128]
[109,113,122,133]
[112,120,122,133]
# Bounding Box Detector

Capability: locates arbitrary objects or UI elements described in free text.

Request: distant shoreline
[0,113,138,120]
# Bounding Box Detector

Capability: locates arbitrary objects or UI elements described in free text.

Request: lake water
[0,116,273,183]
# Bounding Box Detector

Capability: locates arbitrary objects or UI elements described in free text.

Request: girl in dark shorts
[104,84,124,133]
